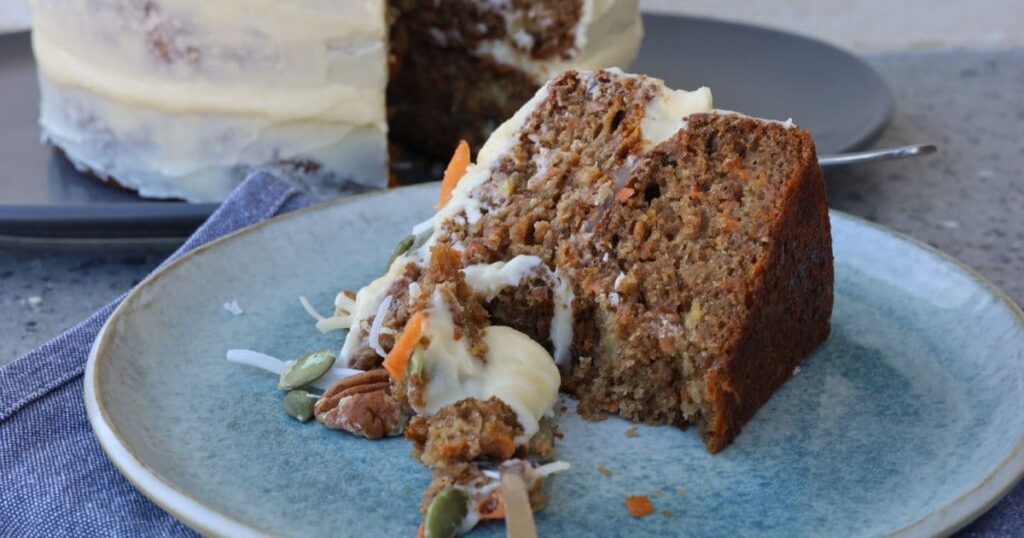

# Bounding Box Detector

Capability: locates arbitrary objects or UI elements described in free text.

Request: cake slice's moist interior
[443,77,819,440]
[565,114,819,435]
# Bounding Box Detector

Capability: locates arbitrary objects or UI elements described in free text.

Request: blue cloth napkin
[0,172,1021,536]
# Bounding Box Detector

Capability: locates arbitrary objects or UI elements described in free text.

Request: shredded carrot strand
[626,495,655,518]
[415,522,426,538]
[438,140,471,208]
[383,312,425,381]
[615,187,635,202]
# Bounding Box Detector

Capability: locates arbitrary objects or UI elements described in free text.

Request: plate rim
[85,186,1024,537]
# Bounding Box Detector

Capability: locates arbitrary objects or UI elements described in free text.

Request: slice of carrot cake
[229,68,833,535]
[325,68,832,453]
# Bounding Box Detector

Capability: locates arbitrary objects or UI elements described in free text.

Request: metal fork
[818,144,937,167]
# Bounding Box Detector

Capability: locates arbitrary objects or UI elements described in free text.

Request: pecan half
[314,369,407,439]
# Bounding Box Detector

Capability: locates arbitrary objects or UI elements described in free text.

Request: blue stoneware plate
[86,184,1024,537]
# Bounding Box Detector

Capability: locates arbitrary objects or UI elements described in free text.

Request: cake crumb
[661,510,674,518]
[677,487,687,496]
[649,488,666,497]
[596,465,614,478]
[625,496,654,518]
[792,366,801,376]
[624,426,639,438]
[222,300,244,315]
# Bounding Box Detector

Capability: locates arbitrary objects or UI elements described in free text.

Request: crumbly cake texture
[337,69,833,453]
[407,397,537,467]
[32,0,641,201]
[567,112,833,451]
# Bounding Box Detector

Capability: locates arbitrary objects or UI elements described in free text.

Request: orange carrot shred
[626,495,655,518]
[383,312,425,381]
[479,490,506,520]
[415,522,426,538]
[438,140,471,208]
[615,187,635,202]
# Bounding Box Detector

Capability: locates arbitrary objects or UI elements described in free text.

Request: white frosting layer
[549,270,576,370]
[461,256,543,301]
[415,293,561,438]
[642,85,715,148]
[32,0,388,201]
[38,78,387,202]
[473,0,643,84]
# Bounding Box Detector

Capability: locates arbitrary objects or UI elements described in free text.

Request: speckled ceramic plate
[85,184,1024,537]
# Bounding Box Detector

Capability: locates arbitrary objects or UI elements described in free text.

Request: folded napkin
[0,172,312,536]
[0,172,1020,536]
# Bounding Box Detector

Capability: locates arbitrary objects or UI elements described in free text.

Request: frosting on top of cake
[641,85,715,147]
[32,0,387,122]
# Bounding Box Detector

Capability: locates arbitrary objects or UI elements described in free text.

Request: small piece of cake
[31,0,642,201]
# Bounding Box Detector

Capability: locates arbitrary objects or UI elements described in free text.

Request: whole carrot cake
[31,0,642,201]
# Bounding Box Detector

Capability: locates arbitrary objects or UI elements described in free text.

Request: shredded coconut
[226,348,362,391]
[533,460,571,477]
[301,295,353,333]
[222,300,244,315]
[367,295,393,358]
[299,296,325,321]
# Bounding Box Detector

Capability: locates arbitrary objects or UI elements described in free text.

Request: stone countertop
[1,48,1022,533]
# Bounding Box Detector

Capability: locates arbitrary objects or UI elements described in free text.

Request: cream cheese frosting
[641,85,715,147]
[414,292,561,439]
[32,0,389,202]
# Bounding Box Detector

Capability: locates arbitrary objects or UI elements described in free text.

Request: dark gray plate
[0,14,892,239]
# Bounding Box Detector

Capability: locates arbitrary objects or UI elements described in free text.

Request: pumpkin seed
[412,228,433,250]
[386,234,415,270]
[278,349,335,390]
[283,390,315,422]
[425,488,468,538]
